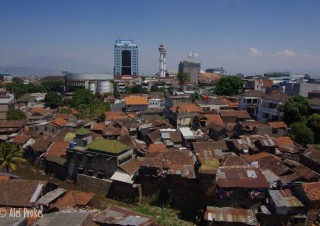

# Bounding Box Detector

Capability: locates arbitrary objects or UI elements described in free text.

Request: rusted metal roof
[205,206,258,225]
[94,206,157,226]
[302,182,320,202]
[216,166,269,188]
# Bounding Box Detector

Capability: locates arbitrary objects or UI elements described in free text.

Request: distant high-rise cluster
[158,44,167,77]
[114,40,138,76]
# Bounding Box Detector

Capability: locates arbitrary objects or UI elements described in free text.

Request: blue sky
[1,0,320,75]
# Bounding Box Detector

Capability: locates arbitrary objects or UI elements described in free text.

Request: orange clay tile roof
[268,121,288,129]
[0,175,10,181]
[31,107,53,114]
[53,114,73,120]
[148,144,166,153]
[13,135,31,144]
[51,190,94,210]
[44,141,69,157]
[302,182,320,202]
[104,111,128,120]
[273,136,294,146]
[92,122,106,131]
[199,73,221,81]
[125,96,148,105]
[170,104,202,113]
[52,117,68,127]
[203,114,224,126]
[219,110,251,118]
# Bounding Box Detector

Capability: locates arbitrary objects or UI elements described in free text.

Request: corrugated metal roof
[269,189,304,208]
[36,188,66,205]
[111,171,136,184]
[205,206,258,225]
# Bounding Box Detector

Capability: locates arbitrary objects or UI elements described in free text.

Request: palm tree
[0,142,25,173]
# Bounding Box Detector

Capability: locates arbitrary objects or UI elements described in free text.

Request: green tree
[278,96,310,126]
[290,122,314,145]
[0,142,25,173]
[177,72,189,85]
[129,85,148,94]
[59,107,72,114]
[150,85,159,92]
[213,76,243,96]
[71,89,94,107]
[308,113,320,143]
[6,109,27,120]
[41,80,65,93]
[44,92,62,109]
[192,92,201,102]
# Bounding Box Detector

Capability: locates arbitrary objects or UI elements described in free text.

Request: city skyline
[1,0,320,76]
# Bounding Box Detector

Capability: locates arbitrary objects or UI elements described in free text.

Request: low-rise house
[226,135,263,155]
[30,118,67,136]
[233,121,271,138]
[300,147,320,174]
[219,110,251,124]
[67,138,133,179]
[36,187,66,210]
[0,88,15,120]
[179,127,196,147]
[208,123,227,140]
[43,141,69,180]
[148,98,162,109]
[125,96,148,112]
[193,113,224,129]
[49,190,94,212]
[310,98,320,114]
[168,104,202,128]
[258,92,289,122]
[238,90,265,119]
[195,96,230,112]
[0,180,48,208]
[33,212,94,226]
[12,134,32,149]
[254,137,277,154]
[267,121,288,137]
[28,107,53,122]
[216,166,269,204]
[53,113,76,122]
[94,206,157,226]
[268,189,304,215]
[104,111,128,121]
[0,120,25,134]
[204,206,259,226]
[292,182,320,225]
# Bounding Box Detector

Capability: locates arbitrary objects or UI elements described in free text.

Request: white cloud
[276,49,295,57]
[250,47,263,56]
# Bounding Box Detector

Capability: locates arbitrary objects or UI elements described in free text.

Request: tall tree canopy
[278,96,310,126]
[290,122,314,145]
[177,72,189,85]
[213,76,243,96]
[6,109,27,120]
[71,88,94,107]
[44,92,62,109]
[0,142,25,173]
[40,80,65,93]
[308,113,320,143]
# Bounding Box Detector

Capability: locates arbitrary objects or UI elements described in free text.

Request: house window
[264,113,269,118]
[246,99,252,104]
[44,127,47,131]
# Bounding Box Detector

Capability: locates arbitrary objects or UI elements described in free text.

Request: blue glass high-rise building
[114,40,138,75]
